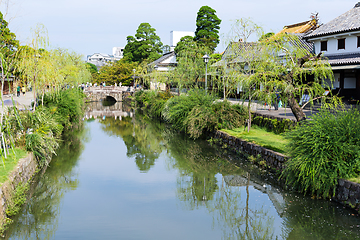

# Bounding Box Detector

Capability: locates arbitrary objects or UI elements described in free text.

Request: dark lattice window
[338,38,345,50]
[321,41,327,51]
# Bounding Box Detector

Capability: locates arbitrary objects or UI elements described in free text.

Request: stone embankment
[0,153,38,231]
[212,112,360,213]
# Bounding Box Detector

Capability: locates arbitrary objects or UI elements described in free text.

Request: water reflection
[5,101,360,239]
[5,127,87,240]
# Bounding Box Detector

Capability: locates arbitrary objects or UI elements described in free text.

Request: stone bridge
[84,101,134,120]
[84,86,135,102]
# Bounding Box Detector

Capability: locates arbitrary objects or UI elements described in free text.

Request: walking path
[0,91,34,112]
[223,98,316,121]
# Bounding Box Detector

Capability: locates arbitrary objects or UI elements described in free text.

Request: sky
[1,0,358,59]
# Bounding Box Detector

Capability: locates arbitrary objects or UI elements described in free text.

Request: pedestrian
[22,86,26,96]
[17,85,20,97]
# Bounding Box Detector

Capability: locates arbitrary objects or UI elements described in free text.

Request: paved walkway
[1,91,34,112]
[223,98,316,121]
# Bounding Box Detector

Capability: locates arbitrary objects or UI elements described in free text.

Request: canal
[4,101,360,239]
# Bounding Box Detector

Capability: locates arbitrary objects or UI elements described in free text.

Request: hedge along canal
[2,101,360,239]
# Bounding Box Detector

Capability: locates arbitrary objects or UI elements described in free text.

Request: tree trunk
[288,93,306,122]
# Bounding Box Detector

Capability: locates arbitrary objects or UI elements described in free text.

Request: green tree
[171,36,210,94]
[94,59,137,86]
[124,23,163,62]
[194,6,221,52]
[222,18,339,124]
[0,11,19,58]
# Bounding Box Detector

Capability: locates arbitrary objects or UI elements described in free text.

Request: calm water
[4,102,360,239]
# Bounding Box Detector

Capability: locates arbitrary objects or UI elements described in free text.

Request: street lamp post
[133,69,136,89]
[202,54,210,94]
[154,65,158,90]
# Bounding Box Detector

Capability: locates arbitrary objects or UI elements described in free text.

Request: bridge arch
[84,86,134,102]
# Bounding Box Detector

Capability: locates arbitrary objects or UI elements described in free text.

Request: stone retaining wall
[212,130,287,171]
[0,153,38,230]
[213,129,360,213]
[333,179,360,212]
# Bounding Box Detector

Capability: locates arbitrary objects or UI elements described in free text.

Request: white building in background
[113,47,124,58]
[170,31,195,50]
[87,47,124,69]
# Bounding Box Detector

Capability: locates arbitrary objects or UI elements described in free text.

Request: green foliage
[252,116,296,134]
[42,88,85,128]
[171,37,211,92]
[222,126,288,153]
[24,108,62,167]
[162,89,215,132]
[258,32,275,41]
[0,148,27,185]
[94,59,137,86]
[85,62,98,74]
[136,90,247,139]
[124,23,163,62]
[5,182,29,217]
[0,11,19,58]
[194,6,222,51]
[212,101,247,129]
[135,90,173,119]
[282,109,360,198]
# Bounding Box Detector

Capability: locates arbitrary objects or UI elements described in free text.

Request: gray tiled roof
[305,4,360,39]
[289,33,314,53]
[324,53,360,65]
[149,51,176,66]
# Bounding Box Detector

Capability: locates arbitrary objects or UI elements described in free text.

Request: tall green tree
[171,36,210,94]
[94,59,137,86]
[194,6,221,52]
[0,11,19,57]
[124,23,163,62]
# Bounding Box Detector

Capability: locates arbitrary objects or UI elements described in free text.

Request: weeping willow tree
[17,24,91,109]
[170,36,211,95]
[222,18,339,127]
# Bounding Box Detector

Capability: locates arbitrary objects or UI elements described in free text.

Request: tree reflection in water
[100,112,277,239]
[4,127,87,240]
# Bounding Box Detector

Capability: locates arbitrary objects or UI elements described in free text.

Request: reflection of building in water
[84,101,134,120]
[224,175,286,216]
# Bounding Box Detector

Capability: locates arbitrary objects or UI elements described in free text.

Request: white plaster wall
[312,34,360,55]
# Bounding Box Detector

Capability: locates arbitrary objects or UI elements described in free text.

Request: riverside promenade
[224,98,316,121]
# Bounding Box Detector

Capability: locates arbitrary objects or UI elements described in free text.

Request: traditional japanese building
[305,3,360,101]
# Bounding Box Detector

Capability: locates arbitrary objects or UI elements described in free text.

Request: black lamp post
[202,54,210,93]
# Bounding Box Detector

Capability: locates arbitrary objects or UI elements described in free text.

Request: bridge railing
[84,86,135,92]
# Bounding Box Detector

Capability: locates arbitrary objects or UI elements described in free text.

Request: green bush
[23,107,63,166]
[162,89,215,132]
[135,90,173,119]
[282,109,360,198]
[252,116,295,134]
[42,88,85,128]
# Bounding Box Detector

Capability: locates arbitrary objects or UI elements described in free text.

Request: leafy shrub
[252,116,295,134]
[282,109,360,198]
[135,90,172,119]
[162,89,215,131]
[23,107,63,167]
[212,101,247,129]
[42,88,85,128]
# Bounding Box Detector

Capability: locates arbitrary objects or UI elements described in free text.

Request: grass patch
[346,177,360,184]
[0,148,28,186]
[221,125,288,154]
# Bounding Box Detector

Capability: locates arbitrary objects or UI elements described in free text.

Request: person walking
[17,85,20,97]
[22,86,26,96]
